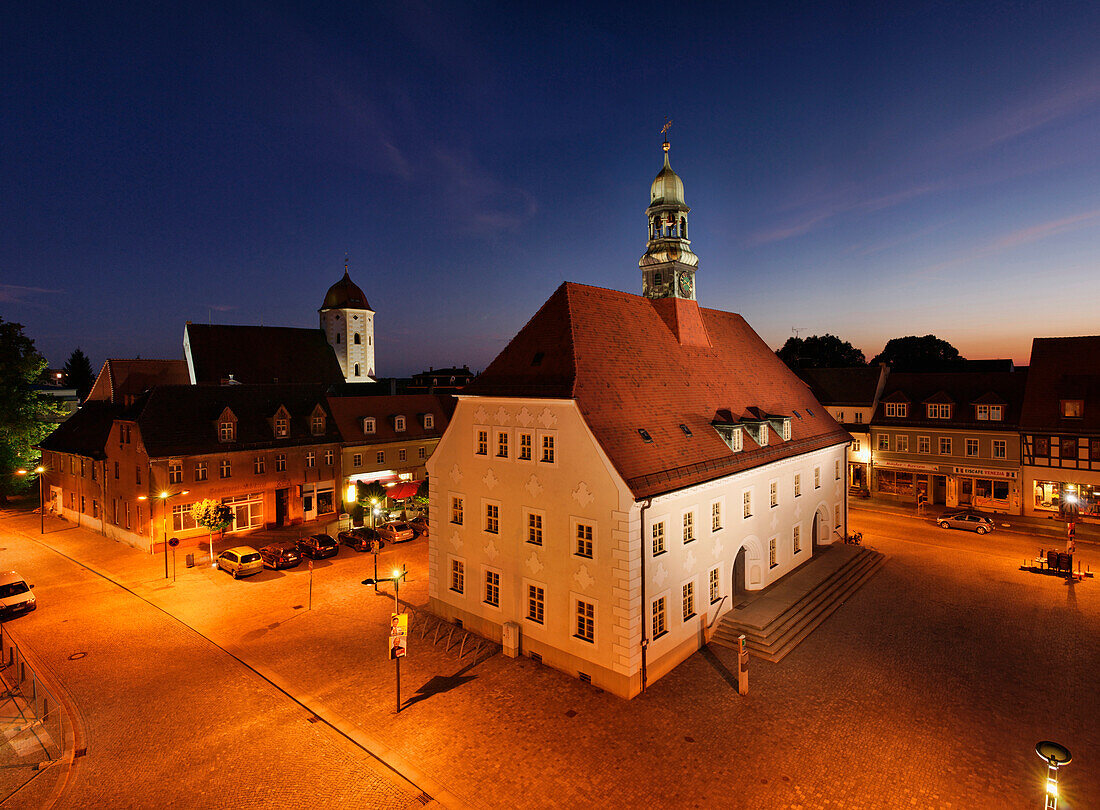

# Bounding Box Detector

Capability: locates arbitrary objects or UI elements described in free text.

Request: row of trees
[777,333,966,373]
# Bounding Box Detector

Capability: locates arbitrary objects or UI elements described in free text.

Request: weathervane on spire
[661,118,672,152]
[344,251,349,275]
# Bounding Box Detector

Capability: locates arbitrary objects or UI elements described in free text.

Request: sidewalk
[850,494,1099,544]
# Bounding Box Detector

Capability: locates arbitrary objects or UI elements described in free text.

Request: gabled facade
[426,143,849,698]
[1020,336,1100,519]
[870,371,1027,513]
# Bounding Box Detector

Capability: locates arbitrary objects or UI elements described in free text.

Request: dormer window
[885,403,907,418]
[767,417,791,441]
[275,417,289,438]
[311,413,325,436]
[394,415,406,432]
[976,404,1004,421]
[363,417,376,434]
[714,425,743,452]
[424,414,435,429]
[219,421,235,442]
[745,422,769,446]
[927,403,952,419]
[1061,400,1084,418]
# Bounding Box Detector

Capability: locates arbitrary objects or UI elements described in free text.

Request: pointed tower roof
[649,144,686,208]
[320,264,372,312]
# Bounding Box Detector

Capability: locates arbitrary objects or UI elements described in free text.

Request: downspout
[639,498,652,694]
[843,443,850,540]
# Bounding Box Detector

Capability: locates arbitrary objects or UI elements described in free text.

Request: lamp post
[140,490,189,578]
[15,465,47,534]
[363,567,408,713]
[1035,741,1071,809]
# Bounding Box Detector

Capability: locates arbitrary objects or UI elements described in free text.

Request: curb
[850,500,1097,545]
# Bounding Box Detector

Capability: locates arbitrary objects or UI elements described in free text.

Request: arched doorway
[811,507,829,553]
[732,546,747,605]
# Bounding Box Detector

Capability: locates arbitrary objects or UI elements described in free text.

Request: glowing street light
[139,489,189,579]
[15,465,47,534]
[362,566,408,713]
[1035,741,1071,809]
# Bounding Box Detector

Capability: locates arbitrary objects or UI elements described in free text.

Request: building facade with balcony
[869,371,1027,514]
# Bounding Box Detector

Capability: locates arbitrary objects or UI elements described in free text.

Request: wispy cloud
[0,284,63,303]
[432,146,538,235]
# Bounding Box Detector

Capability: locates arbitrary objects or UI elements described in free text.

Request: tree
[870,335,965,372]
[357,481,388,526]
[192,499,233,562]
[0,318,63,502]
[64,348,96,400]
[777,334,866,370]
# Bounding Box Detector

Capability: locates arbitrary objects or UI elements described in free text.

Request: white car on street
[0,571,36,619]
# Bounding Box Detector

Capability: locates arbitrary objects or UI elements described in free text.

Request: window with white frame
[527,512,543,545]
[794,474,801,497]
[709,568,720,604]
[652,521,666,556]
[376,450,385,463]
[992,440,1007,459]
[927,403,952,419]
[540,435,555,463]
[485,503,499,534]
[989,405,1003,421]
[219,460,231,479]
[424,414,434,429]
[682,581,696,621]
[254,456,265,475]
[362,417,376,434]
[770,481,778,508]
[394,415,406,432]
[275,416,289,438]
[305,451,316,468]
[885,402,907,418]
[852,439,861,452]
[576,523,593,557]
[311,413,325,435]
[353,453,362,467]
[652,596,667,638]
[450,559,464,594]
[896,435,909,452]
[527,584,544,624]
[496,431,509,458]
[854,412,864,423]
[325,449,334,466]
[939,437,952,455]
[518,433,532,460]
[195,461,208,481]
[575,599,595,643]
[793,524,801,554]
[769,538,777,568]
[451,497,463,525]
[814,467,821,488]
[169,461,182,484]
[219,421,235,442]
[275,454,286,472]
[918,436,931,454]
[398,449,406,462]
[878,434,890,451]
[418,447,427,459]
[711,502,722,532]
[484,570,500,607]
[966,438,979,457]
[682,512,694,543]
[743,490,752,518]
[172,503,197,532]
[476,429,488,455]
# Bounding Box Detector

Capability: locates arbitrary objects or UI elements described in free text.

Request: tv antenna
[792,327,808,339]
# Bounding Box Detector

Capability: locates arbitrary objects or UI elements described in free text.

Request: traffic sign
[168,537,179,547]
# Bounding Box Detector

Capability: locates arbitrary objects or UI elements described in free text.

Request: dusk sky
[5,1,1100,376]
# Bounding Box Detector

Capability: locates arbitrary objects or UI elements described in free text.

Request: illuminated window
[878,434,890,451]
[484,570,500,607]
[576,523,593,557]
[682,582,696,621]
[682,512,694,543]
[652,521,666,555]
[527,512,543,545]
[575,599,594,643]
[1061,400,1083,418]
[652,597,667,638]
[527,585,545,624]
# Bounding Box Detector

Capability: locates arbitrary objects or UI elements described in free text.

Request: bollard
[737,633,749,696]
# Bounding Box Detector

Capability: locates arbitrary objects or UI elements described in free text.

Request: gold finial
[344,251,349,275]
[661,119,672,151]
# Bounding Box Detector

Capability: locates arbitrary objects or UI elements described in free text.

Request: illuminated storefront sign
[953,466,1017,479]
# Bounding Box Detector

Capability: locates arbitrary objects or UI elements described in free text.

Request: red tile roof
[463,282,849,499]
[325,393,455,446]
[86,359,189,404]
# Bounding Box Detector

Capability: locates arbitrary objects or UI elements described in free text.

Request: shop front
[1032,480,1100,518]
[873,460,941,504]
[301,481,337,522]
[951,466,1020,515]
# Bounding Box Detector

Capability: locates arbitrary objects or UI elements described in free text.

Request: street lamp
[139,489,189,579]
[1035,741,1071,809]
[363,567,408,713]
[15,465,47,534]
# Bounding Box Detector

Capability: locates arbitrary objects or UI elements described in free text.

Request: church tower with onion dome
[319,260,375,382]
[640,132,698,301]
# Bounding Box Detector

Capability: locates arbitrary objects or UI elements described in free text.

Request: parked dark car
[258,541,302,570]
[937,512,995,534]
[296,533,339,559]
[409,516,429,538]
[338,527,384,552]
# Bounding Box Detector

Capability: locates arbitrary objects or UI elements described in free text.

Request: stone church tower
[640,138,698,301]
[319,262,375,382]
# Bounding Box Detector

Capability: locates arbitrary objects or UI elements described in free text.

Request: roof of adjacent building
[796,366,884,407]
[872,371,1028,428]
[1020,336,1100,433]
[326,393,455,446]
[39,402,118,460]
[184,324,344,386]
[462,282,849,499]
[320,270,372,312]
[86,359,190,404]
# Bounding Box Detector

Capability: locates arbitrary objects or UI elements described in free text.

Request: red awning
[385,481,421,500]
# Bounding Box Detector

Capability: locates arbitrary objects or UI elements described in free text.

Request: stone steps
[710,547,885,663]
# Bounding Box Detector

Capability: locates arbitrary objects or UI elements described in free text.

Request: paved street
[0,502,1096,808]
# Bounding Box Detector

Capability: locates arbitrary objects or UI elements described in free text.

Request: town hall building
[425,140,850,698]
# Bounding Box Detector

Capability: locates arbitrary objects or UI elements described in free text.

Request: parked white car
[0,572,36,619]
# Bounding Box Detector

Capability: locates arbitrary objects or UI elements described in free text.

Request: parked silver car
[937,512,995,534]
[216,546,264,578]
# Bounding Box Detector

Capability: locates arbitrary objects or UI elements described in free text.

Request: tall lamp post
[1035,741,1071,809]
[362,567,408,713]
[139,489,189,579]
[16,465,47,534]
